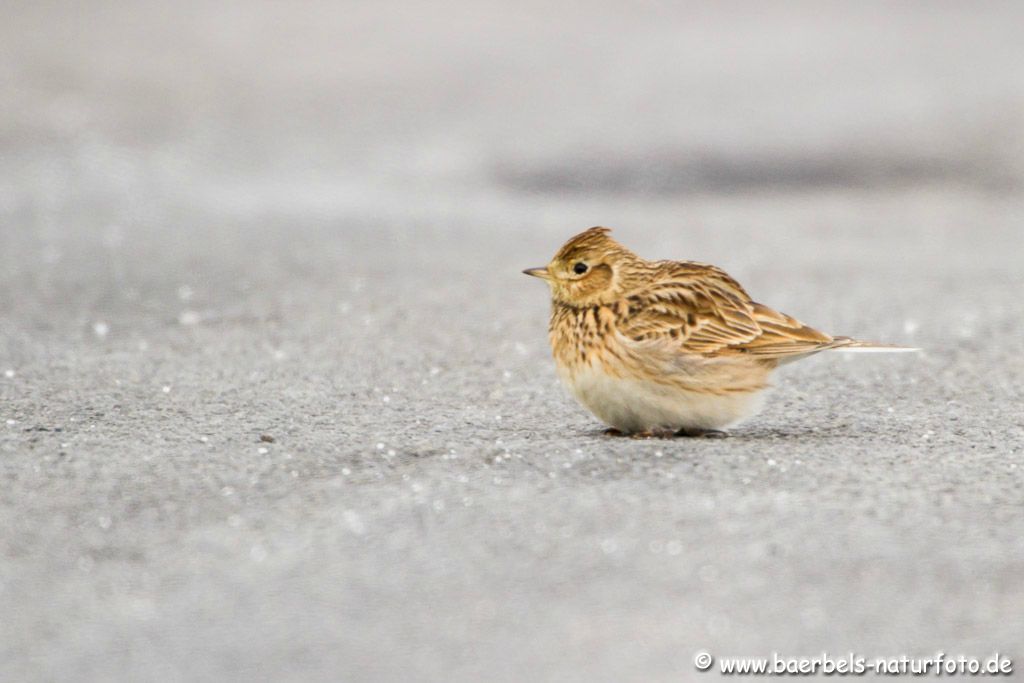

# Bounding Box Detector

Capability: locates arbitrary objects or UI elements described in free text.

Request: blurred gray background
[1,1,1023,681]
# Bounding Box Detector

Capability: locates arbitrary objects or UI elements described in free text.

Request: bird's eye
[573,262,588,275]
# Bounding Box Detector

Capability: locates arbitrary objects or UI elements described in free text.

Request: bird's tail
[828,336,921,353]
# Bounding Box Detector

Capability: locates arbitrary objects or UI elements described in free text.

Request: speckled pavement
[1,2,1022,681]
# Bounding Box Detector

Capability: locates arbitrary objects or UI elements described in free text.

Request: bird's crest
[554,226,616,261]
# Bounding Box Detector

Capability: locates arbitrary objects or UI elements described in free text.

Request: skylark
[523,227,915,437]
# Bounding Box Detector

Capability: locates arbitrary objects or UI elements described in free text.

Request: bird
[522,226,917,438]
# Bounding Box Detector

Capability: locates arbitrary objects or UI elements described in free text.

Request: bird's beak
[522,267,551,280]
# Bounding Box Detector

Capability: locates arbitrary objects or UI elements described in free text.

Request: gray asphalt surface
[2,2,1023,681]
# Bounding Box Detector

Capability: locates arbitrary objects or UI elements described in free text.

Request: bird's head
[522,227,641,306]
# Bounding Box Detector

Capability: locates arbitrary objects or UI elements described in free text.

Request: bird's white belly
[559,366,765,433]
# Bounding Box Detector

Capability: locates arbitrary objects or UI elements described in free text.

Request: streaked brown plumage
[523,227,915,436]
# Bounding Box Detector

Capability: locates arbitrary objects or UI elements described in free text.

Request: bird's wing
[619,261,835,358]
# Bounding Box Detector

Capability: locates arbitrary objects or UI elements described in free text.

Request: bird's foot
[629,428,678,440]
[675,428,729,439]
[602,428,627,437]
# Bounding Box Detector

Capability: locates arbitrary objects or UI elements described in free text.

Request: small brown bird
[523,227,916,437]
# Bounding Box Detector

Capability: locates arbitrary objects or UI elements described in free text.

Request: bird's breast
[548,302,629,376]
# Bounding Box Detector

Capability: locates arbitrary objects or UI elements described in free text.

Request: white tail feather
[832,346,920,353]
[830,337,920,353]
